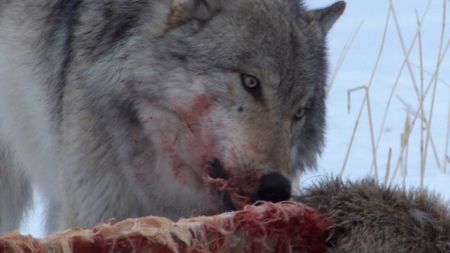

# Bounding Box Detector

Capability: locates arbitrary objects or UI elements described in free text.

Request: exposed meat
[0,202,328,253]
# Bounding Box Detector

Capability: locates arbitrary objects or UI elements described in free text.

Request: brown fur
[297,178,450,253]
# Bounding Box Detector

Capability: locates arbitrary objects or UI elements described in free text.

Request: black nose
[256,172,291,202]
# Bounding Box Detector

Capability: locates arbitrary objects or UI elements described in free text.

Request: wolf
[297,178,450,253]
[0,0,345,233]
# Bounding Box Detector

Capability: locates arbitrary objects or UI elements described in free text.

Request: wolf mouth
[208,159,236,210]
[209,159,229,181]
[207,159,252,211]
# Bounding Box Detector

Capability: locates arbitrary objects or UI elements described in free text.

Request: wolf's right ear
[164,0,221,32]
[307,1,346,35]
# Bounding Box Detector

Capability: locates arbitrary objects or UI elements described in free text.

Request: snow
[20,189,47,238]
[302,0,450,199]
[20,0,449,237]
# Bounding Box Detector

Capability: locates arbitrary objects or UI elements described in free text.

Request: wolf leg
[0,143,31,232]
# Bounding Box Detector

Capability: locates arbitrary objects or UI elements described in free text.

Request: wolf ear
[308,1,346,35]
[165,0,221,31]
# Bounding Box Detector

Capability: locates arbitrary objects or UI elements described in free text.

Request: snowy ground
[20,0,449,237]
[302,0,450,198]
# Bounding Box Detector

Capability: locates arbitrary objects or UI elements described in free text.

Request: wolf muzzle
[209,159,291,210]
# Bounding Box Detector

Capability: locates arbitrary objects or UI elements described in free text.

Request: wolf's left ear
[308,1,346,35]
[165,0,221,30]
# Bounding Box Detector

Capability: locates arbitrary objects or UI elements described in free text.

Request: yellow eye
[294,108,306,121]
[241,74,260,89]
[240,73,262,99]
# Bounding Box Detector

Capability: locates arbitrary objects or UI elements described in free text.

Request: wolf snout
[256,172,291,203]
[207,159,291,208]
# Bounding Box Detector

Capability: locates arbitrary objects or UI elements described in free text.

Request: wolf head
[73,0,345,217]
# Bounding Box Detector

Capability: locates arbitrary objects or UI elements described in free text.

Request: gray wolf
[298,178,450,253]
[0,0,345,232]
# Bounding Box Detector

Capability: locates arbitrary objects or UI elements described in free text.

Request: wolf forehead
[162,0,334,99]
[74,0,343,100]
[184,0,324,57]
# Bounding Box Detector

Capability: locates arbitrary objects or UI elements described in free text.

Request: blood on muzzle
[208,159,292,209]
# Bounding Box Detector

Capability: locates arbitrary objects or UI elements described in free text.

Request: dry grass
[321,0,449,192]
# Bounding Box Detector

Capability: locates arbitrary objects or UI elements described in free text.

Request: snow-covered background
[20,0,449,237]
[301,0,449,196]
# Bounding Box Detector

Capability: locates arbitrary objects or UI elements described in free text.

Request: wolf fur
[298,178,450,253]
[0,0,344,232]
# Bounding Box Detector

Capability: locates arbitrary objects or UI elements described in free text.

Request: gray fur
[0,144,31,232]
[0,0,344,232]
[297,178,450,253]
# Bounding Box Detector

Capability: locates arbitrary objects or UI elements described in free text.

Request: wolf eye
[241,74,259,88]
[240,73,262,99]
[293,108,306,121]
